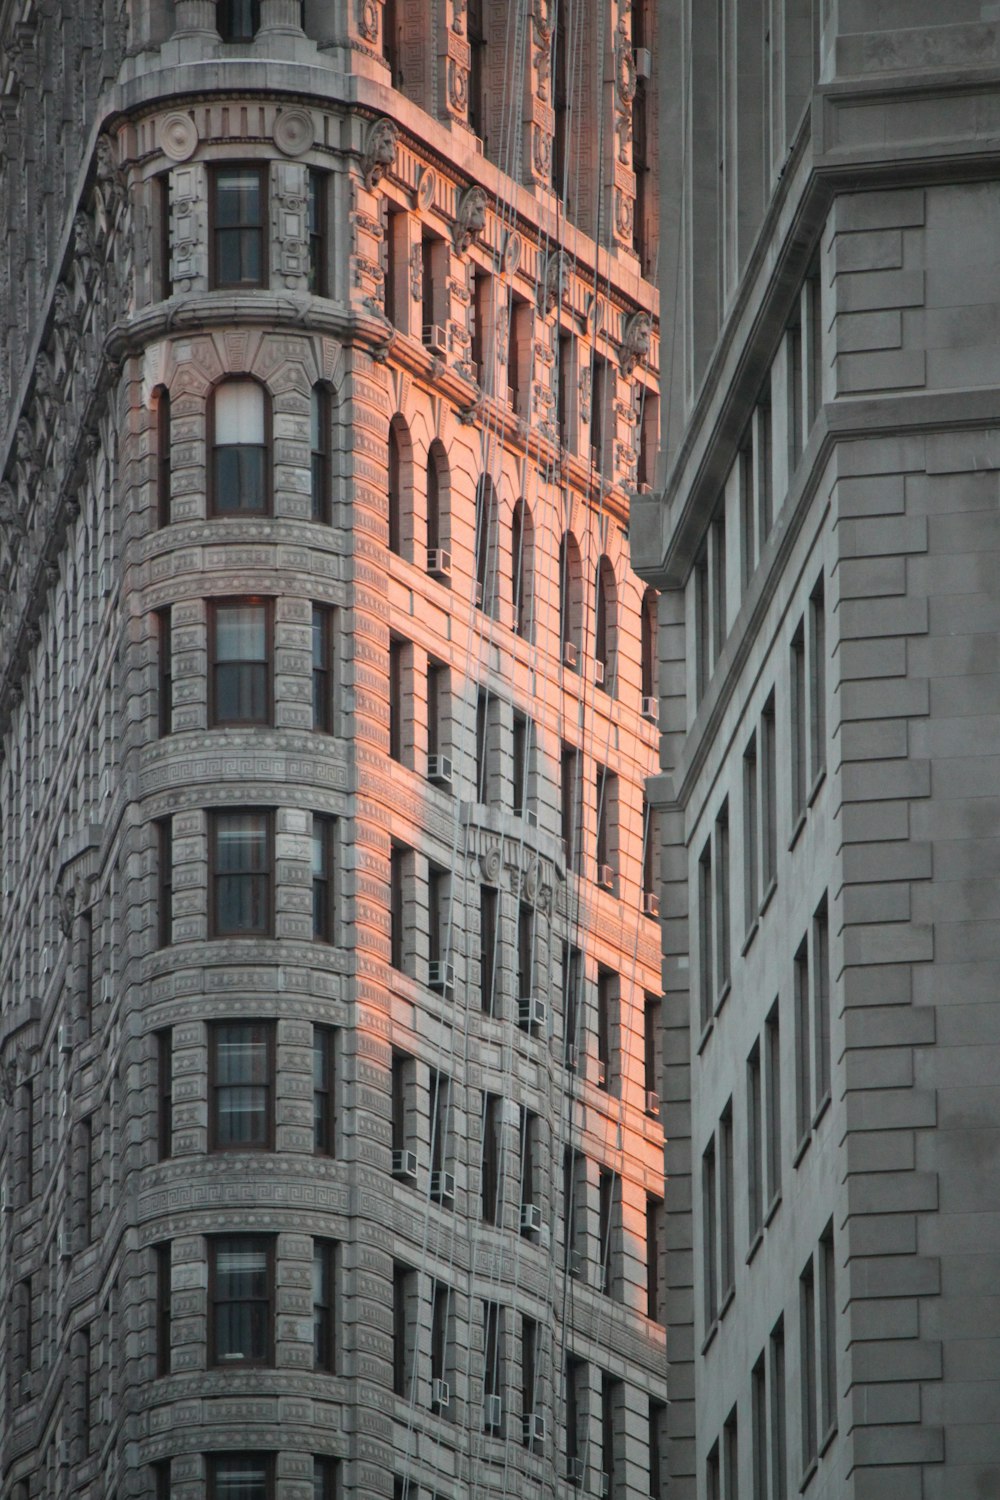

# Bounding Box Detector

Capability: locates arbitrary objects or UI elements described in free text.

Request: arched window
[387,414,412,557]
[475,475,498,614]
[311,385,330,523]
[218,0,259,41]
[641,587,658,708]
[155,387,171,527]
[558,531,582,670]
[210,379,269,516]
[426,440,450,575]
[511,499,534,639]
[594,555,617,693]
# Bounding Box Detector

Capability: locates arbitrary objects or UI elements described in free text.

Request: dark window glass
[312,603,334,732]
[312,1458,338,1500]
[313,1025,336,1155]
[313,815,336,942]
[390,844,406,970]
[211,379,268,514]
[156,606,172,736]
[210,600,270,725]
[211,811,272,937]
[313,1239,336,1372]
[156,389,171,527]
[157,817,173,948]
[156,1027,173,1160]
[207,1454,272,1500]
[157,175,172,301]
[308,171,327,296]
[212,166,265,287]
[210,1021,274,1150]
[311,386,330,522]
[217,0,260,40]
[481,1092,501,1222]
[210,1237,272,1366]
[156,1242,172,1376]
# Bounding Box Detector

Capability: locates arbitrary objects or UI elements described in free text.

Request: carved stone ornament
[523,859,540,902]
[53,283,78,334]
[417,166,437,211]
[362,117,399,190]
[620,310,652,375]
[532,0,555,43]
[539,249,567,315]
[0,480,23,539]
[57,879,76,937]
[358,0,379,43]
[0,1059,15,1108]
[503,231,522,274]
[532,125,552,181]
[480,847,502,884]
[579,365,592,424]
[274,108,315,157]
[453,185,487,253]
[615,23,638,104]
[159,111,198,163]
[409,244,423,302]
[94,132,127,217]
[615,187,634,241]
[447,58,468,113]
[74,212,95,280]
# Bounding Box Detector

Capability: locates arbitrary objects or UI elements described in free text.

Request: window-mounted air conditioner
[563,641,578,668]
[565,1043,578,1071]
[641,695,658,721]
[430,1170,455,1204]
[427,754,453,787]
[58,1231,73,1259]
[634,46,652,79]
[597,864,616,891]
[58,1024,72,1053]
[422,324,448,356]
[518,996,546,1032]
[484,1393,503,1430]
[428,960,455,993]
[594,659,606,687]
[566,1457,586,1485]
[517,806,537,828]
[391,1148,418,1182]
[431,1377,450,1411]
[523,1411,546,1445]
[646,1090,660,1118]
[643,892,660,918]
[595,1060,607,1088]
[520,1202,543,1236]
[426,548,452,579]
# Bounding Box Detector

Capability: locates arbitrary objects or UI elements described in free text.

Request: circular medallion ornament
[417,167,437,211]
[503,231,522,274]
[480,848,502,884]
[359,0,379,42]
[159,111,198,163]
[274,108,315,157]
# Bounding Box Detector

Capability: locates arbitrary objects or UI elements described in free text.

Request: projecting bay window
[209,599,271,726]
[209,1021,274,1151]
[209,1236,273,1366]
[210,378,269,515]
[210,810,273,938]
[211,166,266,288]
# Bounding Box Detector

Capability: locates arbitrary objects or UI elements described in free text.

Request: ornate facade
[0,3,663,1499]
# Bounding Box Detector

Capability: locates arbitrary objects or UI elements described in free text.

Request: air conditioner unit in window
[566,1457,586,1486]
[642,695,658,721]
[600,1473,611,1498]
[563,641,578,668]
[427,754,454,787]
[635,480,652,496]
[597,864,616,890]
[423,324,448,356]
[19,1371,34,1401]
[569,1248,584,1278]
[57,1440,72,1467]
[426,548,452,579]
[646,1090,660,1118]
[643,892,660,918]
[391,1148,418,1182]
[517,806,537,828]
[0,1186,10,1214]
[595,1060,607,1088]
[565,1042,578,1071]
[430,1170,456,1203]
[431,1377,450,1411]
[520,1202,543,1236]
[428,960,455,993]
[518,996,546,1032]
[58,1231,73,1259]
[594,659,606,687]
[483,1393,503,1430]
[634,45,652,78]
[523,1411,546,1446]
[58,1024,72,1053]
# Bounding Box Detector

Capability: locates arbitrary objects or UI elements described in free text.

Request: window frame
[307,170,328,297]
[209,163,267,290]
[206,1453,275,1500]
[157,816,173,949]
[208,1234,275,1369]
[208,376,272,517]
[313,1237,338,1374]
[208,1019,276,1153]
[208,597,273,728]
[155,1241,172,1377]
[311,385,331,523]
[156,388,172,527]
[312,813,337,944]
[313,1023,337,1156]
[312,603,335,733]
[156,1026,173,1160]
[209,808,275,939]
[156,605,172,736]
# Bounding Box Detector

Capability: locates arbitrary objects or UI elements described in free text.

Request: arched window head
[211,380,269,517]
[594,555,617,693]
[559,531,582,670]
[218,0,260,42]
[511,499,534,640]
[310,385,330,524]
[426,440,450,575]
[387,414,412,558]
[641,587,658,704]
[475,476,498,615]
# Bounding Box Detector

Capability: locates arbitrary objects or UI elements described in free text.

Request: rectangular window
[560,742,578,869]
[156,606,172,736]
[211,165,266,289]
[310,385,331,523]
[156,1027,173,1160]
[519,1107,538,1214]
[819,1223,837,1441]
[480,884,498,1016]
[517,902,534,1007]
[646,1194,664,1321]
[472,267,492,388]
[210,599,271,726]
[597,967,615,1091]
[211,378,268,515]
[752,1353,768,1500]
[596,767,617,882]
[790,621,807,825]
[211,810,273,937]
[788,317,803,465]
[755,387,773,550]
[748,1040,763,1243]
[761,692,777,893]
[153,1459,171,1500]
[389,637,406,762]
[307,169,327,296]
[82,1115,95,1241]
[312,1458,338,1500]
[476,687,492,803]
[390,843,407,971]
[813,897,831,1112]
[809,575,826,785]
[313,1025,337,1156]
[707,1443,720,1500]
[599,1166,614,1296]
[484,1299,502,1410]
[800,1257,817,1473]
[710,511,727,665]
[391,1049,412,1166]
[427,659,448,767]
[698,836,713,1031]
[743,732,758,931]
[521,1315,538,1441]
[432,1280,451,1410]
[715,801,731,999]
[157,816,173,948]
[770,1318,787,1500]
[703,1137,718,1328]
[602,1373,620,1497]
[564,944,583,1064]
[207,1455,273,1500]
[156,172,172,301]
[723,1406,739,1500]
[217,0,260,40]
[392,1261,416,1397]
[312,814,336,943]
[313,1238,337,1373]
[512,711,530,818]
[650,1397,666,1500]
[430,1069,450,1189]
[156,1242,172,1377]
[209,1235,273,1366]
[719,1102,735,1304]
[563,1147,579,1275]
[481,1092,502,1223]
[805,266,823,428]
[739,438,756,589]
[794,937,811,1150]
[765,1002,782,1208]
[209,1021,274,1150]
[566,1353,584,1470]
[644,994,660,1108]
[695,545,710,703]
[157,387,172,526]
[312,604,334,731]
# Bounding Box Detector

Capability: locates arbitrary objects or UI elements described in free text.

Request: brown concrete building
[634,3,1000,1498]
[0,3,664,1498]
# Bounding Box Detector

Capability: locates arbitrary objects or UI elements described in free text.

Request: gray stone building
[634,3,1000,1498]
[0,3,665,1498]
